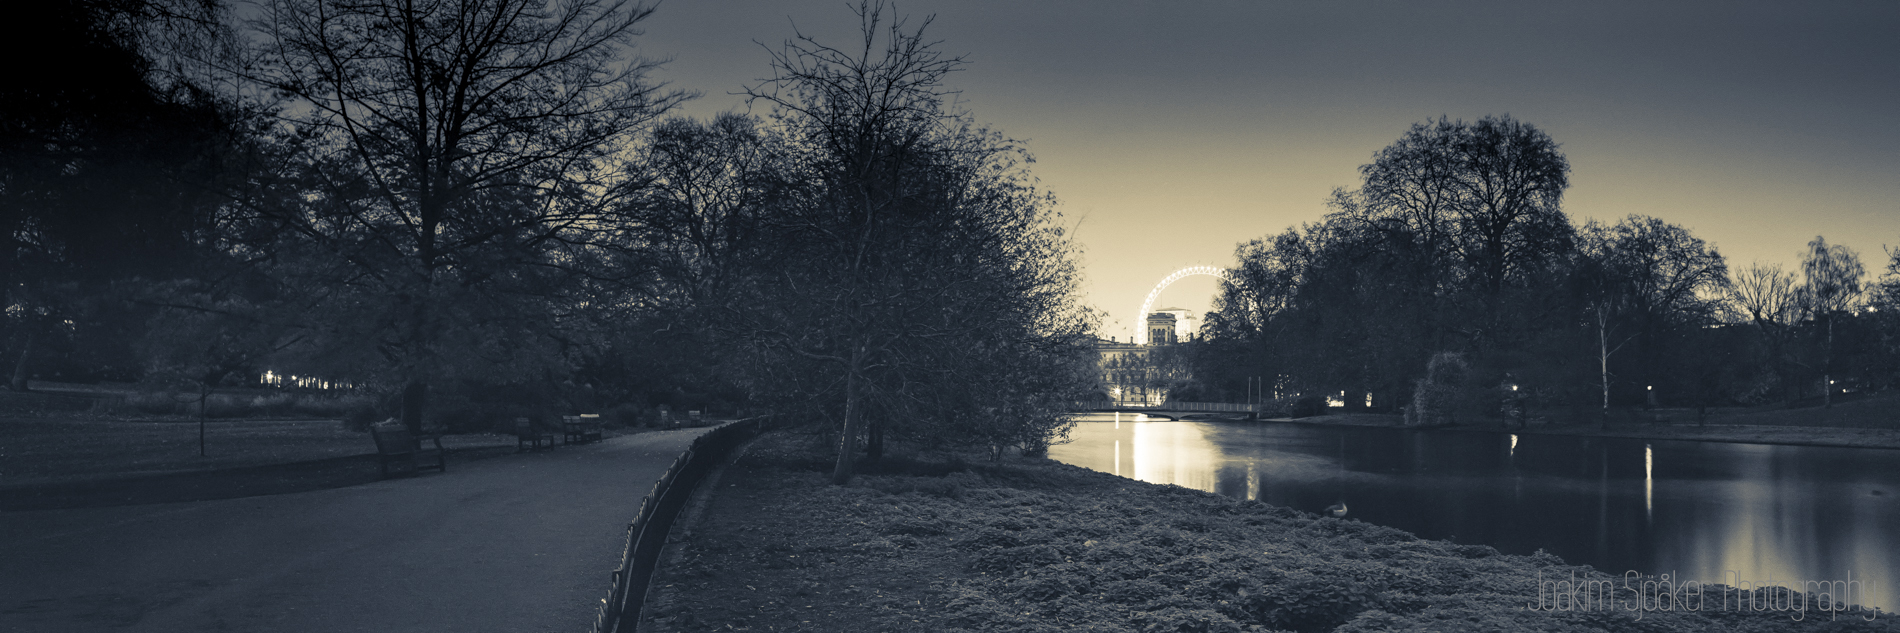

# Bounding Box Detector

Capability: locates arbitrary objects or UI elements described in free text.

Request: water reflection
[1050,415,1898,609]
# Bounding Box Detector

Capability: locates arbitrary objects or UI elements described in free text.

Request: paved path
[0,428,712,633]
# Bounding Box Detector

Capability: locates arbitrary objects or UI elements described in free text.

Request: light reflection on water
[1050,415,1900,609]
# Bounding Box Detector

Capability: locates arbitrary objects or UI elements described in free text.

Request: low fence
[591,415,771,633]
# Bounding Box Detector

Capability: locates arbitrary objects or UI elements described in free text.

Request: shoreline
[642,431,1879,632]
[1228,413,1900,450]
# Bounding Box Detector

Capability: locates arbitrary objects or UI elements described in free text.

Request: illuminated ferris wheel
[1135,265,1236,345]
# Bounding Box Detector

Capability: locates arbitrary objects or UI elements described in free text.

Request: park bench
[370,424,446,477]
[563,414,603,445]
[516,417,555,451]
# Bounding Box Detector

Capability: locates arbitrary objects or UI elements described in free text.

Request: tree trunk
[830,352,865,485]
[397,263,436,435]
[1823,315,1834,408]
[1598,309,1610,412]
[866,417,884,467]
[9,329,33,392]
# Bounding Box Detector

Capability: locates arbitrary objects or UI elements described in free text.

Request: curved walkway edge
[0,427,713,633]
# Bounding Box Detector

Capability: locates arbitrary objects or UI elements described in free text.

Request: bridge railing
[1073,401,1257,413]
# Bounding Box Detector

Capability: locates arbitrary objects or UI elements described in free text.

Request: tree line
[1189,116,1900,423]
[1,0,1095,481]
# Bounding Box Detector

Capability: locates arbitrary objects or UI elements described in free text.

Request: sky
[631,1,1899,341]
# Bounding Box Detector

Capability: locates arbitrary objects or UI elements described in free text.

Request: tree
[138,278,305,455]
[1577,216,1729,409]
[1573,240,1634,412]
[2,0,242,390]
[620,114,797,313]
[1201,230,1309,403]
[1446,116,1573,300]
[1866,244,1900,391]
[1351,116,1572,307]
[738,2,963,483]
[239,0,685,431]
[1798,236,1865,407]
[738,1,1091,482]
[1728,262,1802,403]
[1294,116,1573,411]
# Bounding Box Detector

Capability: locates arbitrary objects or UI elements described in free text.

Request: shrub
[1406,352,1470,427]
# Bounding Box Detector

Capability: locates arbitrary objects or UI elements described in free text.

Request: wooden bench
[516,417,555,451]
[370,424,446,477]
[563,414,603,445]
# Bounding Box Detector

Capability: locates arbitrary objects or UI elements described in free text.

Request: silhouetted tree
[2,0,242,390]
[737,2,1091,482]
[1798,236,1865,407]
[1205,116,1574,413]
[1577,216,1728,408]
[236,0,685,431]
[1728,262,1802,403]
[1870,245,1900,391]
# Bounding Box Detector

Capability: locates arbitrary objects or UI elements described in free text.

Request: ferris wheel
[1134,265,1235,345]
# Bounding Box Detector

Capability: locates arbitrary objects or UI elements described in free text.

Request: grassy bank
[642,431,1887,632]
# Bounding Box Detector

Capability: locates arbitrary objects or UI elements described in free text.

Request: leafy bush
[106,390,377,420]
[1406,352,1471,427]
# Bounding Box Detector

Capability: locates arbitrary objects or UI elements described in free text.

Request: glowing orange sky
[635,1,1898,341]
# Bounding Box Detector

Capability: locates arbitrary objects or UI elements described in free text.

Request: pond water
[1049,414,1900,609]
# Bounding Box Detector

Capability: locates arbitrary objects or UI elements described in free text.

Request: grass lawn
[0,416,522,486]
[642,431,1889,633]
[0,415,531,510]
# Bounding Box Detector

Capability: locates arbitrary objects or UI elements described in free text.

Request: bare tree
[1350,116,1572,303]
[1574,238,1634,413]
[1729,262,1801,401]
[740,2,960,484]
[1578,216,1729,409]
[1798,236,1865,407]
[738,1,1090,483]
[619,114,797,311]
[238,0,685,431]
[1446,117,1575,299]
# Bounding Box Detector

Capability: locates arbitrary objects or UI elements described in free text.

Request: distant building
[1148,307,1199,341]
[1092,336,1152,405]
[1146,312,1178,346]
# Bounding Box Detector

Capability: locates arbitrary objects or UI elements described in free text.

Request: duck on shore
[1325,501,1348,518]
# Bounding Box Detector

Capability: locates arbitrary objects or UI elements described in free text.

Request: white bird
[1325,502,1348,518]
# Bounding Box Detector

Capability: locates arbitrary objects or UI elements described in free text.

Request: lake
[1049,414,1900,609]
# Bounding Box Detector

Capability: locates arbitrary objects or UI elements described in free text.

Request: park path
[0,427,712,633]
